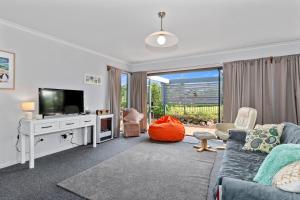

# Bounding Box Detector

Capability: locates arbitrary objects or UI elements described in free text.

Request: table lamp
[21,101,35,120]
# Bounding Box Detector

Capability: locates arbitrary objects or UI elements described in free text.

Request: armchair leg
[196,139,216,152]
[193,143,211,149]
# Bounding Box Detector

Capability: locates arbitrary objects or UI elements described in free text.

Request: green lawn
[153,104,222,123]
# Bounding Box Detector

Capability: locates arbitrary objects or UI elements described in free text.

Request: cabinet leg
[83,127,88,145]
[29,134,34,169]
[20,134,26,164]
[93,125,96,148]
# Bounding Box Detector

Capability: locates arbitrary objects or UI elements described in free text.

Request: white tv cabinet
[20,114,97,169]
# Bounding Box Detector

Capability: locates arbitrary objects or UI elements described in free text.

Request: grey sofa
[212,122,300,200]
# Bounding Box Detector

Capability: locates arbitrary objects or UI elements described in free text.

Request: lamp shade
[21,101,35,111]
[145,31,178,48]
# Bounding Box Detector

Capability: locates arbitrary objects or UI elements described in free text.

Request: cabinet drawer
[81,118,95,126]
[34,122,59,134]
[60,119,80,129]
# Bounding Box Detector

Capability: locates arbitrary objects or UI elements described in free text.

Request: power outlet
[60,134,68,144]
[61,134,68,139]
[38,138,44,142]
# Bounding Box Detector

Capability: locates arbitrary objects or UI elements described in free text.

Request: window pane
[121,73,128,109]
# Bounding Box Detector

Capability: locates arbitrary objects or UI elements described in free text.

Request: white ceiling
[1,0,300,64]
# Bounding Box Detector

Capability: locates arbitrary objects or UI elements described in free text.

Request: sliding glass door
[147,68,223,134]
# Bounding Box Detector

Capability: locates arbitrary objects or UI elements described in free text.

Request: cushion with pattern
[242,123,284,153]
[272,160,300,193]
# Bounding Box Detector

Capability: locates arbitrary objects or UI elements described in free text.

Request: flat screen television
[39,88,84,116]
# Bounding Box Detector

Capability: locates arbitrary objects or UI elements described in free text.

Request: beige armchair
[123,108,144,137]
[215,107,257,141]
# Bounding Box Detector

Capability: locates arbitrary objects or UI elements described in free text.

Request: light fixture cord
[160,15,163,31]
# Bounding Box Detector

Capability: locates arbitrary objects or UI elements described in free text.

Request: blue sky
[121,73,128,86]
[159,69,218,80]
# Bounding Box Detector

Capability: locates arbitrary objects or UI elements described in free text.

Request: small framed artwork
[0,50,15,90]
[84,74,102,85]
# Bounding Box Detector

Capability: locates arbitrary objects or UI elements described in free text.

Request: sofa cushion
[242,124,284,153]
[219,140,266,182]
[281,122,300,144]
[272,160,300,193]
[254,144,300,185]
[213,139,267,199]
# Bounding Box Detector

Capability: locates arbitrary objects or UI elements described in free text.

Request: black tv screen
[39,88,84,116]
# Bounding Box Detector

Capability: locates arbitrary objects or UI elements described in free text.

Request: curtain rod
[147,64,222,76]
[107,65,131,74]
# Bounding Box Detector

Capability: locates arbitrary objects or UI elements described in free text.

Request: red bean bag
[148,116,185,142]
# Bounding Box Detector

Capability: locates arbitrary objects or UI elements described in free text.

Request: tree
[120,85,127,108]
[151,82,164,117]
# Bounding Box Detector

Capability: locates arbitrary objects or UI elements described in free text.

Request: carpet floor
[0,134,220,200]
[58,140,217,200]
[0,135,147,200]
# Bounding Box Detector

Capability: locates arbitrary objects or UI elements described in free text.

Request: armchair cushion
[124,108,144,123]
[234,107,257,130]
[215,123,235,140]
[216,123,235,132]
[215,107,258,141]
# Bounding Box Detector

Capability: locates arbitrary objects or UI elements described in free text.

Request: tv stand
[20,114,97,169]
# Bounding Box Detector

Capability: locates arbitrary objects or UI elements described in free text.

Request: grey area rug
[58,140,217,200]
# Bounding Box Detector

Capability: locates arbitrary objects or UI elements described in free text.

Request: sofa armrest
[221,177,298,200]
[228,130,247,143]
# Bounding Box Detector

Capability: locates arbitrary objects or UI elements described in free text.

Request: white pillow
[272,161,300,193]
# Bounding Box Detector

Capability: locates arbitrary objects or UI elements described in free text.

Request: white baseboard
[0,160,19,169]
[0,143,83,169]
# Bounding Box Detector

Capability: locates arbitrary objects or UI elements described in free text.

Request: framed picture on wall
[84,74,102,85]
[0,50,15,90]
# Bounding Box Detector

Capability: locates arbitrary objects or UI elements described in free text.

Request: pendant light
[145,11,178,48]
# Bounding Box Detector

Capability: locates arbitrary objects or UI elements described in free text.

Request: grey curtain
[270,55,300,124]
[130,72,148,131]
[108,66,121,137]
[223,54,300,124]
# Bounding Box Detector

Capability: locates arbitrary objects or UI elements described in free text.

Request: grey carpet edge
[57,184,89,200]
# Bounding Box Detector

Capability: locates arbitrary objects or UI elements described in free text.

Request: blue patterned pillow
[243,124,285,153]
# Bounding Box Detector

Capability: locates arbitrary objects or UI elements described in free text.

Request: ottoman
[193,131,217,152]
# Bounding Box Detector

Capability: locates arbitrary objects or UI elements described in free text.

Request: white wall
[0,23,128,168]
[130,41,300,72]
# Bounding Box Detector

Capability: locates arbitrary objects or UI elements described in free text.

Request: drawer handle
[84,120,91,123]
[66,123,75,125]
[41,125,52,129]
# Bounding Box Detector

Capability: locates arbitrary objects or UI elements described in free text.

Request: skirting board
[0,142,85,169]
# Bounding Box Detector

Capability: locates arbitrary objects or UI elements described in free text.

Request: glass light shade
[21,101,35,111]
[145,31,178,48]
[156,35,166,45]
